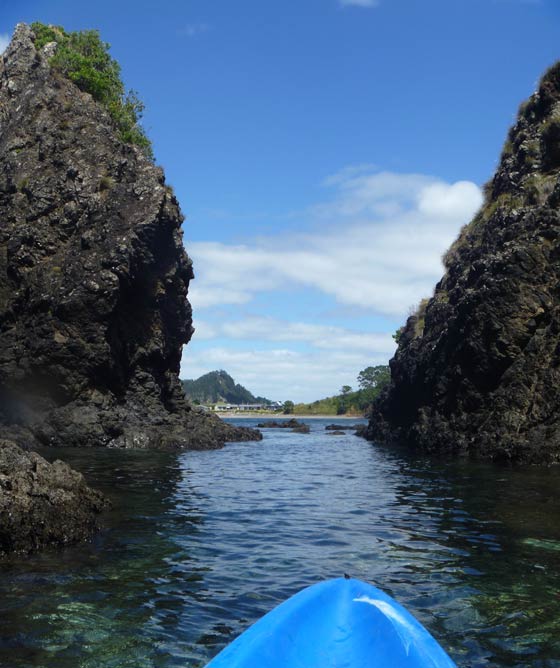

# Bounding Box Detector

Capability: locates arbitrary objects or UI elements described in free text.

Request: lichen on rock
[367,61,560,464]
[0,24,261,450]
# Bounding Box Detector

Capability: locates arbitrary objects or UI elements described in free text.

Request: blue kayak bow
[206,577,456,667]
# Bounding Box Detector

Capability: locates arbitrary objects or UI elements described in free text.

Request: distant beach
[217,413,365,419]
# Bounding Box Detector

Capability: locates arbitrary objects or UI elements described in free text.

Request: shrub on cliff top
[30,22,153,159]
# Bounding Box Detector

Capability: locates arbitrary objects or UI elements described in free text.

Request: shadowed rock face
[0,24,260,450]
[367,62,560,464]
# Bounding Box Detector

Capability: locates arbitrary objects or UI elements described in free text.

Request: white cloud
[191,320,220,340]
[417,181,482,220]
[193,316,396,354]
[339,0,379,7]
[323,163,378,185]
[187,169,483,317]
[188,285,251,308]
[0,33,11,54]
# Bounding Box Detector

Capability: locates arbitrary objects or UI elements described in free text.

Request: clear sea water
[1,417,559,667]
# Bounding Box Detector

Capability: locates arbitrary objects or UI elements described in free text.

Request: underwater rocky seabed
[0,419,559,668]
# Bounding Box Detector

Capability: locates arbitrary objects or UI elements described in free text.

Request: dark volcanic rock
[256,418,310,433]
[0,439,107,556]
[0,25,260,450]
[367,62,560,464]
[291,424,311,434]
[325,424,362,431]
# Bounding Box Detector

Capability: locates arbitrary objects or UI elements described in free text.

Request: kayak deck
[205,577,456,667]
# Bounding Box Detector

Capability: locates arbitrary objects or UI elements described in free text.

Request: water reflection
[0,420,559,667]
[387,454,560,667]
[0,448,210,668]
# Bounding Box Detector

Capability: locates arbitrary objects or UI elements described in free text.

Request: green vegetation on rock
[392,326,404,344]
[413,298,430,338]
[30,22,152,158]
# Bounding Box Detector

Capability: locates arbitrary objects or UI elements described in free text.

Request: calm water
[1,418,560,667]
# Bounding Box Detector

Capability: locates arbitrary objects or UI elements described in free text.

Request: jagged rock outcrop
[0,439,107,555]
[367,62,560,464]
[256,418,310,433]
[0,24,260,450]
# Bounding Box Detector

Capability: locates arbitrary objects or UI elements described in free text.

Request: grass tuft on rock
[30,22,153,159]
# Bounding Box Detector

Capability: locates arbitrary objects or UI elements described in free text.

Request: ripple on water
[0,418,560,667]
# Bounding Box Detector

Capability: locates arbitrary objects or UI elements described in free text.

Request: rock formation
[367,62,560,464]
[256,419,310,433]
[0,24,260,450]
[0,439,107,556]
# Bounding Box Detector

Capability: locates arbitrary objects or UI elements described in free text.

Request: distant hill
[182,370,272,405]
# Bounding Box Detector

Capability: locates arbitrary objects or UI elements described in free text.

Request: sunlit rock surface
[0,24,260,450]
[368,62,560,463]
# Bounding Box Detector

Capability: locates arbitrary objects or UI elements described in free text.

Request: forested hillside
[182,371,272,405]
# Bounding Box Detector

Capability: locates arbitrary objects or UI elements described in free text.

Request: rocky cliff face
[367,62,560,464]
[0,24,260,450]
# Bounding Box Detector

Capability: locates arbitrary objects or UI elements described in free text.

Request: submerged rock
[522,538,560,552]
[0,439,107,556]
[0,25,260,450]
[367,62,560,464]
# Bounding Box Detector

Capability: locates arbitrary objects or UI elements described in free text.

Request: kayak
[205,577,456,667]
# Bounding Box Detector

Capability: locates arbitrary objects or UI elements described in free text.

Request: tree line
[284,365,390,415]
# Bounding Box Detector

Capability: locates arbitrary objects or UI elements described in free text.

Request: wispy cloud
[178,23,210,38]
[0,33,11,54]
[187,168,482,317]
[323,163,378,186]
[339,0,379,7]
[193,317,395,354]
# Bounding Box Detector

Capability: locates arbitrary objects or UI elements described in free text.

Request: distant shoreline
[217,413,366,420]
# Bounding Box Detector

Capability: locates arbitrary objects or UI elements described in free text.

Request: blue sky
[2,0,560,401]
